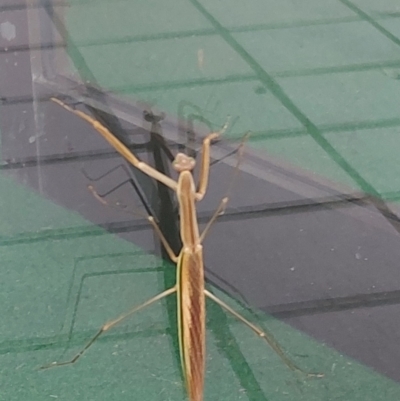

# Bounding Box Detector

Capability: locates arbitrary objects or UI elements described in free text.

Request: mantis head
[173,153,196,172]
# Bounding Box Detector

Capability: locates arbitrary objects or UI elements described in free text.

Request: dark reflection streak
[0,143,144,169]
[0,1,66,12]
[0,43,65,54]
[0,94,50,105]
[203,194,369,222]
[265,289,400,319]
[143,111,183,380]
[144,110,181,258]
[0,195,379,247]
[0,141,182,170]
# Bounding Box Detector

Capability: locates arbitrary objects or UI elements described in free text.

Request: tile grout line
[338,0,400,48]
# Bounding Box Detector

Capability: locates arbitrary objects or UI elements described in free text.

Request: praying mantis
[43,98,322,401]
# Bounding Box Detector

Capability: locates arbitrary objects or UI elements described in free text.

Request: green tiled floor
[78,35,253,89]
[67,0,213,41]
[325,127,400,195]
[63,0,400,200]
[233,21,400,70]
[276,70,400,126]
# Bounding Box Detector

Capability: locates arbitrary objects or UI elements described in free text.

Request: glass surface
[1,1,400,400]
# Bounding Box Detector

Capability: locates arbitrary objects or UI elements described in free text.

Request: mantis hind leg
[204,289,323,378]
[40,286,177,369]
